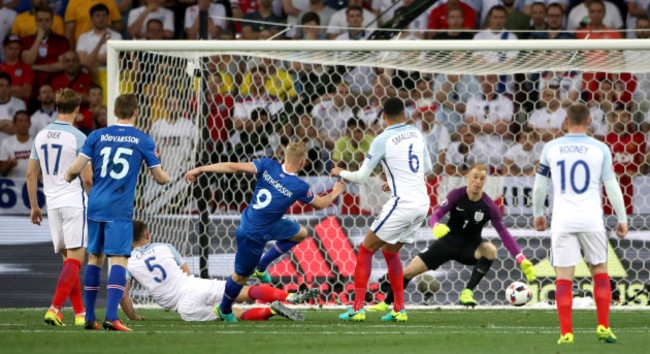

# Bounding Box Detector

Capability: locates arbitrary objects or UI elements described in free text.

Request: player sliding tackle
[119,221,317,322]
[370,163,536,312]
[332,98,431,323]
[532,103,627,344]
[184,141,345,322]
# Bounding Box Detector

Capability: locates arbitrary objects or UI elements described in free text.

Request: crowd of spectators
[1,0,650,197]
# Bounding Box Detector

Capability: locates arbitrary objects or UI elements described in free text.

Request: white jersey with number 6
[361,123,430,204]
[127,243,191,310]
[537,133,615,233]
[30,121,87,209]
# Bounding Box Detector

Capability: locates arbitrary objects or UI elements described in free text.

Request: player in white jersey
[119,221,320,322]
[332,98,432,322]
[26,89,93,327]
[532,103,627,344]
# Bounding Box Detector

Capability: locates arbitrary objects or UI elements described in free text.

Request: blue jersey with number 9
[80,124,161,221]
[240,158,315,233]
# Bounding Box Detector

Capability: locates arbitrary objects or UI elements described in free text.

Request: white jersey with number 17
[538,133,615,233]
[30,121,87,209]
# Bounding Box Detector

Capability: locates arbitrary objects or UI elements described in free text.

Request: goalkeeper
[370,163,536,309]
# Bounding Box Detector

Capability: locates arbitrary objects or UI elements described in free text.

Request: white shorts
[48,207,87,253]
[176,278,226,321]
[551,231,608,267]
[370,198,429,245]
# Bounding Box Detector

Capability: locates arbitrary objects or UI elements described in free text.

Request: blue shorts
[233,217,300,276]
[87,219,133,257]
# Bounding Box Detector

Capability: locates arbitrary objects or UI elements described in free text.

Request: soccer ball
[506,282,531,306]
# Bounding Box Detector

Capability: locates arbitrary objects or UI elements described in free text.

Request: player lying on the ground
[184,141,344,322]
[369,163,536,311]
[119,221,319,322]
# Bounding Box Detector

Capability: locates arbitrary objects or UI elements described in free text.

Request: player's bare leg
[590,262,617,343]
[254,226,308,284]
[84,253,105,329]
[45,247,86,327]
[555,266,575,343]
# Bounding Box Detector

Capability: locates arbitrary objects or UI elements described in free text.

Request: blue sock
[220,276,244,315]
[84,264,101,322]
[257,240,299,272]
[105,265,127,321]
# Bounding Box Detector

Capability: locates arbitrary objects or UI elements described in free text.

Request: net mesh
[116,43,650,307]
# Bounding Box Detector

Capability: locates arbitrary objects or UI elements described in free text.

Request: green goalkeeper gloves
[520,259,536,282]
[432,223,450,239]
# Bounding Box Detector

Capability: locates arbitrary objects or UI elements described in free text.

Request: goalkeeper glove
[518,255,536,282]
[432,223,450,239]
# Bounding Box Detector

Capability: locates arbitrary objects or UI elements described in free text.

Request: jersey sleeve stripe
[79,152,92,159]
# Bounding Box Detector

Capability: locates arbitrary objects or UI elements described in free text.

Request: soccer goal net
[108,39,650,307]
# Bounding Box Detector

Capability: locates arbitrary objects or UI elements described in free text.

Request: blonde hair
[468,163,487,174]
[55,88,82,114]
[285,141,307,165]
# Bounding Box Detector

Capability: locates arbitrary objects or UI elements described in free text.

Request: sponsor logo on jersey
[307,189,313,198]
[474,210,484,222]
[154,148,159,158]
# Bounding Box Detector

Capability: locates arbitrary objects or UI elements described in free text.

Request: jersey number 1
[99,147,133,179]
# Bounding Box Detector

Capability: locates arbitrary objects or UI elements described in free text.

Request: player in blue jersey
[184,141,345,322]
[65,94,170,331]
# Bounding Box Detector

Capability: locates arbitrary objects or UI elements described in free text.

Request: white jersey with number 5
[538,133,615,233]
[361,123,431,204]
[29,121,87,209]
[127,243,190,310]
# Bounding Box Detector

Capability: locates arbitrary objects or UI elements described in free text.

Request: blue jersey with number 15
[240,158,315,233]
[80,124,161,221]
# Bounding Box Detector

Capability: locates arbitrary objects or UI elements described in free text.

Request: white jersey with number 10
[538,133,616,233]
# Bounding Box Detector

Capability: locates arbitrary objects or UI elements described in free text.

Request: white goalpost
[107,39,650,308]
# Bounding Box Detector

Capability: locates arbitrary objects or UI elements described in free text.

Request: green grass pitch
[0,308,646,353]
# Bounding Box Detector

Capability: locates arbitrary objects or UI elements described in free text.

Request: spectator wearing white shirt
[0,110,32,178]
[503,126,542,176]
[128,0,174,39]
[413,98,450,175]
[566,0,623,30]
[0,72,25,145]
[76,4,122,80]
[626,0,650,37]
[0,2,16,62]
[465,74,514,169]
[528,86,567,142]
[335,6,375,96]
[29,84,58,137]
[537,71,581,107]
[445,125,491,176]
[311,83,355,150]
[327,0,376,39]
[434,73,479,134]
[185,0,226,39]
[473,5,518,65]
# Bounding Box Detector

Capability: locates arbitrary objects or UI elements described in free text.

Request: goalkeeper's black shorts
[417,238,485,270]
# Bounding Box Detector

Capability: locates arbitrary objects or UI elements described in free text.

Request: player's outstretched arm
[120,279,144,321]
[307,181,346,210]
[150,166,170,185]
[26,159,43,226]
[331,164,373,185]
[65,154,91,183]
[603,178,628,239]
[184,162,257,183]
